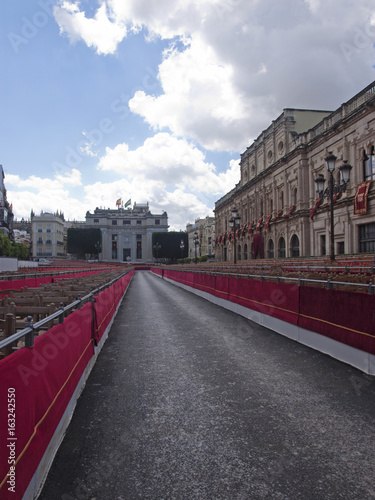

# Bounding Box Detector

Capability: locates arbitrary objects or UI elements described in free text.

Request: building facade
[215,81,375,261]
[31,212,66,259]
[85,202,168,263]
[186,216,215,259]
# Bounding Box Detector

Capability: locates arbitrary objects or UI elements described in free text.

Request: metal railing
[0,270,131,352]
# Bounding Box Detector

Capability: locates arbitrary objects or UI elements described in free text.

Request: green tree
[0,233,12,256]
[67,228,102,259]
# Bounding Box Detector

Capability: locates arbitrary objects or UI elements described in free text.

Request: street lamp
[180,239,185,260]
[314,153,352,262]
[94,241,101,260]
[193,231,199,260]
[153,242,161,263]
[229,207,241,264]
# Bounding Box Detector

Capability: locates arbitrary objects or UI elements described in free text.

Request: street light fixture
[180,239,185,260]
[193,231,199,261]
[153,242,161,263]
[229,207,241,264]
[314,153,352,262]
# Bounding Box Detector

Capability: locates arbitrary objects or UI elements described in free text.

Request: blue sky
[1,0,375,230]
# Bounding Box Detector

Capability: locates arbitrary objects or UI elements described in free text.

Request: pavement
[38,271,375,500]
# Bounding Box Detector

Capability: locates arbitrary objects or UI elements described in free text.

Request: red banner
[354,181,372,214]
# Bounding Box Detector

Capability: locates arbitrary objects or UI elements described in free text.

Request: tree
[67,228,102,259]
[152,232,188,261]
[0,233,12,256]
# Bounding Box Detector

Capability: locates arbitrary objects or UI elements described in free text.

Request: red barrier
[298,287,375,355]
[0,304,94,500]
[0,271,134,500]
[229,278,300,325]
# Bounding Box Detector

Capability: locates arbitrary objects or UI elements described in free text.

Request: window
[136,220,142,225]
[268,239,274,258]
[278,237,286,258]
[123,219,130,225]
[320,235,326,256]
[364,147,375,181]
[237,245,241,261]
[94,218,99,224]
[136,234,142,240]
[155,219,160,225]
[112,220,117,225]
[290,235,300,257]
[244,244,248,260]
[337,241,345,255]
[359,223,375,253]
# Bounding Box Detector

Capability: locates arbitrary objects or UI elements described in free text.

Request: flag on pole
[116,198,121,206]
[125,198,131,207]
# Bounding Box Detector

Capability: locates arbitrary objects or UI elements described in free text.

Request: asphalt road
[38,271,375,500]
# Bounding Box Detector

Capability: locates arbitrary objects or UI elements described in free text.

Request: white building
[85,202,168,263]
[31,212,66,259]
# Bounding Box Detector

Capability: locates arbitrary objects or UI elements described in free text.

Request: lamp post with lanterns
[229,207,241,264]
[193,231,199,261]
[314,152,352,262]
[180,239,185,260]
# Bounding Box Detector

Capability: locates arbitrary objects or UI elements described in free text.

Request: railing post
[25,315,34,348]
[59,302,65,324]
[326,278,332,290]
[368,280,374,295]
[4,313,16,356]
[77,294,82,310]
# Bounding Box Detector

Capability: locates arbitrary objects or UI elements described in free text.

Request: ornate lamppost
[314,152,352,262]
[180,239,185,260]
[153,242,161,263]
[229,207,241,264]
[193,231,199,261]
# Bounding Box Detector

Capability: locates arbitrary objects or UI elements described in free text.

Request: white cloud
[54,1,127,55]
[54,0,375,152]
[98,132,240,195]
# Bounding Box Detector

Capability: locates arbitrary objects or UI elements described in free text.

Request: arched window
[260,198,264,217]
[290,235,300,257]
[280,191,284,209]
[278,237,286,258]
[244,244,248,260]
[268,239,274,258]
[237,245,241,261]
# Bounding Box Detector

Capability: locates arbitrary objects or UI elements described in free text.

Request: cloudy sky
[1,0,375,230]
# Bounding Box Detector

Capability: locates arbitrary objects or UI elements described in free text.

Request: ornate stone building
[186,216,215,259]
[215,81,375,261]
[85,202,168,263]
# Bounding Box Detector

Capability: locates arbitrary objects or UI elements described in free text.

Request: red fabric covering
[193,274,216,295]
[298,287,375,354]
[228,278,300,325]
[253,234,264,258]
[0,304,94,500]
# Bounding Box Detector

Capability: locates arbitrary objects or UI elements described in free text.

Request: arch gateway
[214,81,375,261]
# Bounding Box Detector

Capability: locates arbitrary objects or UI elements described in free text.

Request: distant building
[31,212,66,259]
[186,216,215,259]
[0,165,14,237]
[85,202,168,263]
